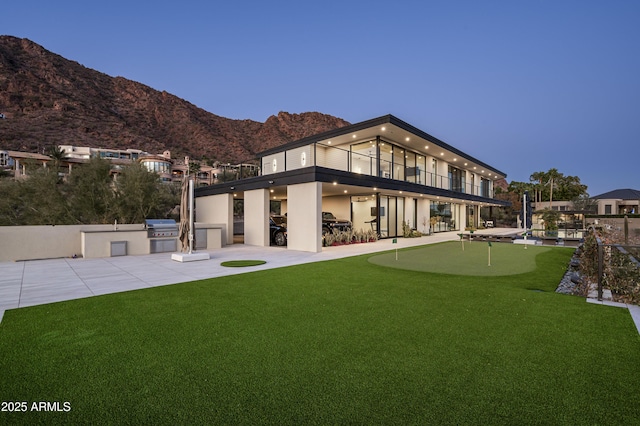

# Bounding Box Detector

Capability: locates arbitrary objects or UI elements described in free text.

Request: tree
[48,145,68,169]
[528,168,587,204]
[540,208,561,233]
[188,161,201,176]
[115,162,179,223]
[0,166,71,225]
[66,157,115,224]
[571,194,598,213]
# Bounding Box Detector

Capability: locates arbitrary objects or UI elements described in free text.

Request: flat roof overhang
[257,115,507,181]
[195,166,510,207]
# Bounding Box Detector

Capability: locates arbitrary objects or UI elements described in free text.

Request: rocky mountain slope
[0,36,350,162]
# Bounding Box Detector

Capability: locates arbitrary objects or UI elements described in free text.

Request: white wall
[351,199,376,233]
[322,195,351,221]
[196,194,233,245]
[404,198,414,229]
[261,152,286,175]
[287,182,322,252]
[285,145,314,171]
[244,189,270,247]
[417,198,431,233]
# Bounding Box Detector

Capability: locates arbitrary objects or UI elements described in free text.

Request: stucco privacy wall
[287,182,322,252]
[0,224,144,262]
[244,189,270,247]
[81,230,149,258]
[0,224,224,262]
[196,193,233,245]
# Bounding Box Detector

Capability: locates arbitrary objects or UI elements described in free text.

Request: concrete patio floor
[1,227,638,334]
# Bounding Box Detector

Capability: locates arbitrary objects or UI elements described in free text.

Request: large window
[393,147,405,181]
[142,160,171,174]
[378,142,392,178]
[350,140,376,175]
[405,152,417,183]
[448,165,464,193]
[480,178,490,197]
[431,158,438,187]
[430,201,452,232]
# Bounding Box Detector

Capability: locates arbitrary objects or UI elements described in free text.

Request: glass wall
[405,152,417,183]
[393,148,405,181]
[430,201,460,232]
[379,195,404,238]
[379,142,392,178]
[260,138,498,199]
[141,160,171,174]
[448,165,465,193]
[350,140,376,175]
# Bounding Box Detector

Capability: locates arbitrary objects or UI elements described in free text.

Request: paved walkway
[1,227,638,334]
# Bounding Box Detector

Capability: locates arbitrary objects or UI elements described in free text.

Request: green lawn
[1,244,639,424]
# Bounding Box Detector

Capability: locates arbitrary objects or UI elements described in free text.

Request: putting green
[368,241,553,276]
[221,260,267,267]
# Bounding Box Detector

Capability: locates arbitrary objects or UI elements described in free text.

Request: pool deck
[1,227,638,334]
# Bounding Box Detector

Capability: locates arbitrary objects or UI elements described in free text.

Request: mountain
[0,36,350,162]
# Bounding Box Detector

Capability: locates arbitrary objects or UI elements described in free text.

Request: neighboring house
[195,114,510,253]
[1,146,251,186]
[1,150,52,179]
[592,188,640,215]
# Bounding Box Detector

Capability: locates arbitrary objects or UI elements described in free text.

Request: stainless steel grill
[145,219,178,253]
[145,219,178,238]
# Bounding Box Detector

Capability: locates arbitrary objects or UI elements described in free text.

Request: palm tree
[48,145,68,169]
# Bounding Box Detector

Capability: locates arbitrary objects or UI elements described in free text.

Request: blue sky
[3,1,639,196]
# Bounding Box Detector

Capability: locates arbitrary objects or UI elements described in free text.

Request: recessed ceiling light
[453,158,457,161]
[327,141,332,144]
[473,167,477,170]
[381,127,386,131]
[343,190,347,193]
[270,189,274,193]
[333,182,337,185]
[464,163,468,166]
[425,146,429,149]
[440,153,444,156]
[352,135,356,138]
[405,137,410,141]
[373,187,377,191]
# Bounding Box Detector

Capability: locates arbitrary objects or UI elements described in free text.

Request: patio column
[244,189,270,247]
[287,182,322,253]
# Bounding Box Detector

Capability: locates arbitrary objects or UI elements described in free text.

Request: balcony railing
[261,142,495,198]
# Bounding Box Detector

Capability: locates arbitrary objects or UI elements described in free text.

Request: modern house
[592,189,640,215]
[195,115,510,253]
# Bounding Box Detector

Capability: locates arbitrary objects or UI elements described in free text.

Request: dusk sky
[3,1,638,196]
